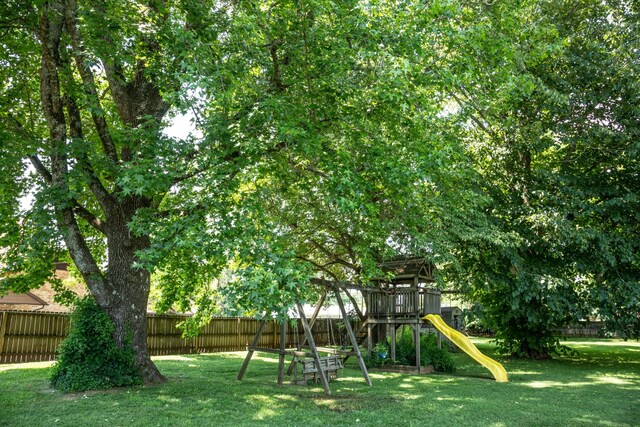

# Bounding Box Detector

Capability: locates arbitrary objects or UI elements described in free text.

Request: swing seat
[301,355,343,383]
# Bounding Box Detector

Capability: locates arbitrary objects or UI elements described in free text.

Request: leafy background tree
[438,0,640,356]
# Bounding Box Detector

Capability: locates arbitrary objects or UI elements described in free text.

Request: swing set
[237,283,371,396]
[237,257,443,395]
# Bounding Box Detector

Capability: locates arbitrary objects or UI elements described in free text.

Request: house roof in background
[0,291,48,306]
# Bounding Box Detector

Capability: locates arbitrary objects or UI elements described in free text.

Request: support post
[287,291,327,376]
[273,320,277,349]
[390,324,396,361]
[413,323,421,374]
[297,302,331,396]
[278,320,287,385]
[294,291,326,349]
[237,320,267,380]
[335,288,372,386]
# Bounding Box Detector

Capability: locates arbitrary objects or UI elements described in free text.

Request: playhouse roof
[377,256,435,282]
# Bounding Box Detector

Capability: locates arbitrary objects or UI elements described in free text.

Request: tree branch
[73,204,107,234]
[63,0,119,165]
[449,88,503,143]
[38,1,107,295]
[308,238,358,272]
[295,256,341,281]
[28,155,52,184]
[63,94,115,211]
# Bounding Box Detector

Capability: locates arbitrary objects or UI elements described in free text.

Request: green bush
[50,297,142,392]
[368,328,456,373]
[394,327,416,366]
[419,332,456,373]
[364,341,392,368]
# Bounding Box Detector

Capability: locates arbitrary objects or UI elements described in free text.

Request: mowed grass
[1,338,638,427]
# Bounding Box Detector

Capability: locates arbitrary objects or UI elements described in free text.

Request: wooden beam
[237,320,266,380]
[335,288,372,386]
[413,323,421,374]
[365,319,424,325]
[278,320,287,385]
[296,290,327,349]
[287,291,327,376]
[251,347,315,357]
[297,302,332,396]
[0,312,8,361]
[390,323,396,362]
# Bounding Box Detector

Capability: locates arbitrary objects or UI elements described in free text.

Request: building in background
[0,263,86,312]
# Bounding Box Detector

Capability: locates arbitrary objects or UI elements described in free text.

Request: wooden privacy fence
[554,322,609,338]
[0,310,348,364]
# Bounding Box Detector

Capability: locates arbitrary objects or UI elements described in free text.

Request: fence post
[0,312,8,363]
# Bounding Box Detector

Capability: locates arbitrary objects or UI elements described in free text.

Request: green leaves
[449,0,640,351]
[50,297,142,392]
[1,0,636,349]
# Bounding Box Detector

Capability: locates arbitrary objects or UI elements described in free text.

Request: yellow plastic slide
[423,314,508,382]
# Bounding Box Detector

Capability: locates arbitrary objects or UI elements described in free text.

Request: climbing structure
[364,257,441,372]
[238,257,443,393]
[314,257,441,373]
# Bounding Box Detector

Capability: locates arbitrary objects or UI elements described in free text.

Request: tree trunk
[518,338,550,360]
[100,198,166,385]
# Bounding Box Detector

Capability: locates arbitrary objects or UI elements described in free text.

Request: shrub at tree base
[50,297,142,392]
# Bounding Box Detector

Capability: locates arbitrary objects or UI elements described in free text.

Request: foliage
[393,328,456,373]
[366,328,455,373]
[439,0,640,356]
[364,341,392,368]
[50,297,141,393]
[421,332,457,373]
[1,0,637,370]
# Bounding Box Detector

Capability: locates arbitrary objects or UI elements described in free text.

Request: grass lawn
[1,338,638,427]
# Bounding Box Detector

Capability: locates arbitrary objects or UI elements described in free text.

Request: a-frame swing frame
[237,285,371,396]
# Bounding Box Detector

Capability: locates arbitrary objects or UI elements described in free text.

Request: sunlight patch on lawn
[575,414,624,426]
[0,361,53,372]
[502,370,541,376]
[271,394,297,402]
[153,355,197,362]
[525,380,592,389]
[249,354,280,364]
[435,396,460,402]
[367,372,390,380]
[398,382,416,389]
[562,340,640,348]
[157,395,182,403]
[393,392,420,401]
[588,375,634,386]
[248,394,281,420]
